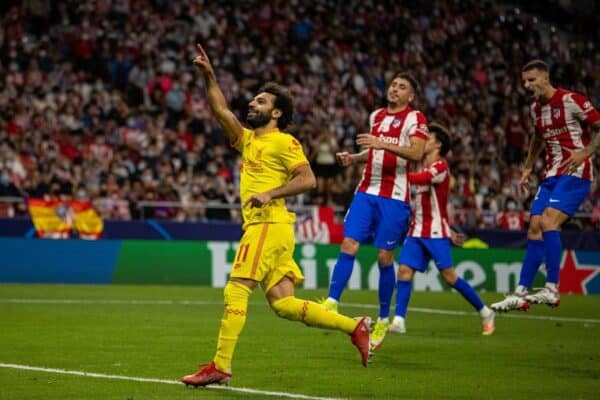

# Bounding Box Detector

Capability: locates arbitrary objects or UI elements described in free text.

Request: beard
[246,109,272,128]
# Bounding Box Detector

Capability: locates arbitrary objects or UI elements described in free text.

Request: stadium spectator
[0,1,596,230]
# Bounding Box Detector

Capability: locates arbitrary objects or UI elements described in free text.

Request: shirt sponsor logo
[543,126,569,138]
[380,136,400,144]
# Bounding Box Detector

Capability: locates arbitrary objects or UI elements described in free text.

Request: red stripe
[379,151,396,197]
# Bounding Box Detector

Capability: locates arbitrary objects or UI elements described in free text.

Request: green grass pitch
[1,284,599,399]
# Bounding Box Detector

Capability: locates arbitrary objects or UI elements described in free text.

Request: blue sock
[518,239,545,288]
[542,231,562,284]
[327,252,355,301]
[453,277,484,311]
[394,280,412,318]
[378,264,395,320]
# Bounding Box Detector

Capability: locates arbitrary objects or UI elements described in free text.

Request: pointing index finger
[195,43,207,57]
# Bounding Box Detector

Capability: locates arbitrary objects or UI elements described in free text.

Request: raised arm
[193,44,243,144]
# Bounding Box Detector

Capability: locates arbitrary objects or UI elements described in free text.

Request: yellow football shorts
[230,223,304,292]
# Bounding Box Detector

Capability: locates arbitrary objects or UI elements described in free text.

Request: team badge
[552,108,561,119]
[392,118,402,128]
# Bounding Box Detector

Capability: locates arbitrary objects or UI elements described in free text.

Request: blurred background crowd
[0,0,598,229]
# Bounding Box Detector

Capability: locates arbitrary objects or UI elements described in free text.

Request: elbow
[307,175,317,190]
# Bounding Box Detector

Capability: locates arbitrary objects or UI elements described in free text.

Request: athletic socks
[271,296,357,334]
[452,277,484,311]
[518,239,545,289]
[327,252,355,301]
[214,281,251,373]
[394,280,413,318]
[543,230,562,284]
[378,264,395,320]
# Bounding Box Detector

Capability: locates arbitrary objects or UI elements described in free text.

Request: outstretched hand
[558,147,587,174]
[356,133,384,150]
[518,168,532,197]
[450,230,466,246]
[193,44,214,74]
[336,152,354,167]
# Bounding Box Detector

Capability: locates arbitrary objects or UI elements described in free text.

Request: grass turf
[1,284,599,399]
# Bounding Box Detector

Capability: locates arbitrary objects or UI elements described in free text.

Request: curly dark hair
[258,82,294,130]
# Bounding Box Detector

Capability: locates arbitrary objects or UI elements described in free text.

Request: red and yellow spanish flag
[27,198,103,239]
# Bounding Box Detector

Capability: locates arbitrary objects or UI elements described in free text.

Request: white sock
[515,285,528,296]
[545,282,557,291]
[326,297,339,304]
[479,306,492,318]
[378,317,389,324]
[392,316,405,325]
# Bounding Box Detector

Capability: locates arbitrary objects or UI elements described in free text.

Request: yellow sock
[271,296,358,334]
[214,281,252,373]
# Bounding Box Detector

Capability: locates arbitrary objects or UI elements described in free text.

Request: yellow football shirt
[233,128,309,229]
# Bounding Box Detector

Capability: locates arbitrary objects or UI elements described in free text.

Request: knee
[224,281,251,305]
[341,238,360,255]
[377,250,394,266]
[441,269,457,285]
[539,214,559,232]
[397,265,414,281]
[527,220,543,240]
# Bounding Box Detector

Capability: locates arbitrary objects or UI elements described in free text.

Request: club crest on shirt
[552,108,561,119]
[392,118,402,128]
[289,138,302,152]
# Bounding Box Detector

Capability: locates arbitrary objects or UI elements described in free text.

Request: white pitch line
[0,363,345,400]
[342,303,600,324]
[2,298,600,324]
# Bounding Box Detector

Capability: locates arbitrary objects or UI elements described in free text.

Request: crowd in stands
[0,0,598,229]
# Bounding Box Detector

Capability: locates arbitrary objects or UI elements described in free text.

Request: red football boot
[350,316,372,367]
[181,362,231,387]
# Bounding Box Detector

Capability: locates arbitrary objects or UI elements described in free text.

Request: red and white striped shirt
[357,107,428,201]
[407,158,451,238]
[531,88,600,181]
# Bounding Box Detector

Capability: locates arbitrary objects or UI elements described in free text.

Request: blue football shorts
[397,236,453,271]
[530,175,591,217]
[343,191,411,250]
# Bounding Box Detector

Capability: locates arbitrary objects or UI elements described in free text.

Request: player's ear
[271,108,282,119]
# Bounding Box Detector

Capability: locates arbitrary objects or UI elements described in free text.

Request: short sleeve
[428,160,449,184]
[279,135,309,172]
[409,111,429,140]
[569,93,600,125]
[232,128,251,153]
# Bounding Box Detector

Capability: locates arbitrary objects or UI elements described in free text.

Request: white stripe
[429,188,442,238]
[563,94,587,178]
[0,363,344,400]
[366,149,384,195]
[541,103,552,126]
[2,298,598,324]
[412,193,423,237]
